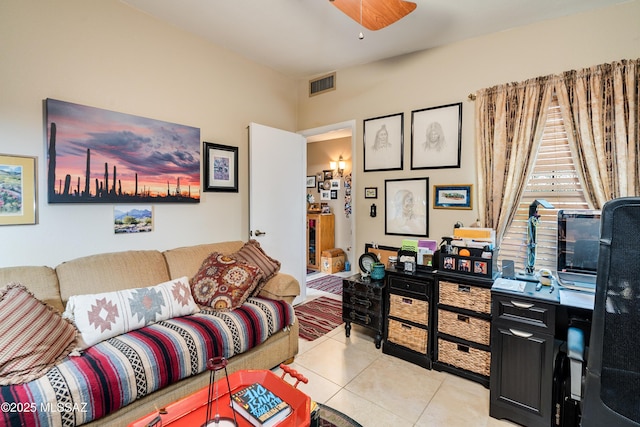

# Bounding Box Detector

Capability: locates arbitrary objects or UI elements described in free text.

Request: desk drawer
[438,338,490,377]
[389,276,428,296]
[388,319,428,353]
[389,294,429,325]
[439,281,491,314]
[438,309,490,346]
[492,294,555,331]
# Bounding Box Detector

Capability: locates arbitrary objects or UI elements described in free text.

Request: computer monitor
[557,209,601,275]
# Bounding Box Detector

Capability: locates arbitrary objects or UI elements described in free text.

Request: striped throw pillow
[0,282,78,385]
[234,240,281,295]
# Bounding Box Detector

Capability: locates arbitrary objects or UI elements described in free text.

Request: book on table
[230,382,292,426]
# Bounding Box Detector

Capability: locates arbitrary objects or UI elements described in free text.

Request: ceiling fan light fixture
[330,0,417,31]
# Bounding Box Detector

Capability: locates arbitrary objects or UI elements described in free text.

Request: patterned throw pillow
[0,282,78,385]
[233,240,281,295]
[64,276,199,349]
[190,252,262,311]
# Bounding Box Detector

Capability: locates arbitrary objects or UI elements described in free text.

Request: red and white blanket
[0,297,293,427]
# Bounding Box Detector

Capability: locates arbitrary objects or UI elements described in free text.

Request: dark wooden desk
[489,278,593,427]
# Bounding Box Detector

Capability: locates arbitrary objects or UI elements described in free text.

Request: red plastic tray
[129,369,311,427]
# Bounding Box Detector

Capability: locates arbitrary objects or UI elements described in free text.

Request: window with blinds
[498,95,590,272]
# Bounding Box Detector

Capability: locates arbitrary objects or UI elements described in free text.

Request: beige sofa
[0,241,300,426]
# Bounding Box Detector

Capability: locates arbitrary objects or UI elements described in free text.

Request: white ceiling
[122,0,630,79]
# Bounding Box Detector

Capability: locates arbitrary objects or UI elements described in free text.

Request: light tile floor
[274,274,520,427]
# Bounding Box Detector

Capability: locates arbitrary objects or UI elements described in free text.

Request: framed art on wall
[433,184,473,209]
[411,102,462,169]
[0,154,37,225]
[385,177,429,237]
[363,113,404,172]
[364,187,378,199]
[45,98,201,203]
[203,142,238,192]
[306,176,316,188]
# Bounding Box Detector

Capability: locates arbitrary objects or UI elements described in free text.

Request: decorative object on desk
[295,296,343,341]
[306,274,343,295]
[0,154,37,225]
[411,102,462,169]
[371,262,386,280]
[363,112,404,172]
[204,356,238,427]
[385,177,429,237]
[433,184,472,209]
[358,252,378,277]
[524,199,554,276]
[231,382,291,427]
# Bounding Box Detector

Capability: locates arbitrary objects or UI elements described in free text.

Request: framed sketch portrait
[385,177,429,237]
[411,102,462,169]
[363,113,403,172]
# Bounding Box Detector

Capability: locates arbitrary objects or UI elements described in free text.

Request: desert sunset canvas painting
[45,98,200,203]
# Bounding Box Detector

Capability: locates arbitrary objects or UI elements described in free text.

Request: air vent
[309,72,336,97]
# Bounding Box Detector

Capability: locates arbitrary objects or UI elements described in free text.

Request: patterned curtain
[475,77,554,245]
[555,59,640,208]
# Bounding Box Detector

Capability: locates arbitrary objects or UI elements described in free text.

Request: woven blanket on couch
[0,297,293,427]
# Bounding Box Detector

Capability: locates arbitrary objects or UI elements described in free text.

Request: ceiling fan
[329,0,417,31]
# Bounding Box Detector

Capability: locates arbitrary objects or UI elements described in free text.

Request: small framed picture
[433,184,473,209]
[330,190,338,199]
[364,187,378,199]
[474,261,488,275]
[323,170,333,180]
[306,176,316,188]
[459,259,472,272]
[320,189,331,200]
[203,142,238,192]
[443,256,456,270]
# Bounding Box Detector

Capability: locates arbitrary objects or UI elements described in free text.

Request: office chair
[581,197,640,427]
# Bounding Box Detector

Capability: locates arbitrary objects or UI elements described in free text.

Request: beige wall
[0,0,298,267]
[297,1,640,259]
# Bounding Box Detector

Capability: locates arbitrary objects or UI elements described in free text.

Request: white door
[249,123,307,303]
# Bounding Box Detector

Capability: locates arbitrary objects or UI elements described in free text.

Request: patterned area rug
[295,296,343,341]
[306,274,344,296]
[317,403,363,427]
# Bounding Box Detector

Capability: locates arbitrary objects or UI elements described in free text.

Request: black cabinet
[382,269,434,369]
[433,272,493,387]
[490,292,556,427]
[342,274,386,348]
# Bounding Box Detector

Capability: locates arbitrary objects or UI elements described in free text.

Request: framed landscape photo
[204,142,238,192]
[363,113,403,172]
[364,187,378,199]
[0,154,37,225]
[411,102,462,169]
[433,184,473,209]
[385,177,429,237]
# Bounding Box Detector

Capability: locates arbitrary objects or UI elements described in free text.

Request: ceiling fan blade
[330,0,417,31]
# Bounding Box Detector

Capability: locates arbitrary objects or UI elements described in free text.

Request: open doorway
[299,121,356,286]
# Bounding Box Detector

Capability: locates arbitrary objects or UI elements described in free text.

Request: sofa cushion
[233,239,281,295]
[163,241,245,280]
[190,252,262,310]
[64,276,199,349]
[0,266,63,312]
[0,282,77,385]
